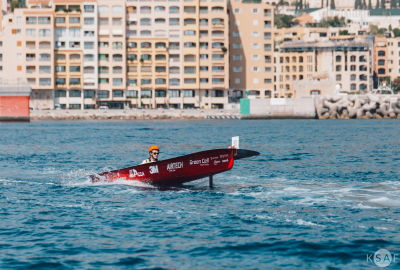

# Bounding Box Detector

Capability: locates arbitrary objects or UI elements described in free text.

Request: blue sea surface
[1,119,400,269]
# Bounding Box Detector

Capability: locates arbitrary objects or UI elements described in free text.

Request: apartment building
[276,39,373,97]
[229,0,274,100]
[0,0,230,109]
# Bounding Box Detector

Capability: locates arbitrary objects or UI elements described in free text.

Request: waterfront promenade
[30,108,240,120]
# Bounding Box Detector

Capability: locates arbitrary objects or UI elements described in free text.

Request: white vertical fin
[232,136,239,149]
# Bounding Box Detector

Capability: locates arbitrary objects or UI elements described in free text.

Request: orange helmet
[149,145,160,152]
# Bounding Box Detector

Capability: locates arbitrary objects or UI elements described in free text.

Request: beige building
[276,39,373,98]
[229,0,274,100]
[0,0,232,109]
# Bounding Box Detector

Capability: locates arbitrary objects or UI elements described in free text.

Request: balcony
[26,57,36,61]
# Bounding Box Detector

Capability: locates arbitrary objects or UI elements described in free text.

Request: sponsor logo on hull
[222,159,229,163]
[214,160,220,165]
[167,162,183,172]
[190,158,210,166]
[220,154,229,158]
[129,169,145,178]
[149,165,159,174]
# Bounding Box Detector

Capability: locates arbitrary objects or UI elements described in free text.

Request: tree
[390,0,397,8]
[393,28,400,37]
[389,24,393,31]
[274,14,298,28]
[339,30,349,35]
[375,0,380,8]
[362,0,367,9]
[276,0,289,11]
[368,0,372,9]
[381,0,385,9]
[330,0,336,9]
[10,0,19,12]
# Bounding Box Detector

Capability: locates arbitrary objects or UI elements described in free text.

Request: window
[68,66,80,73]
[233,67,242,72]
[336,75,341,81]
[141,89,152,98]
[39,66,51,74]
[39,29,51,37]
[55,90,66,98]
[350,56,356,62]
[264,79,272,84]
[112,5,123,14]
[211,90,224,97]
[84,91,95,98]
[98,90,109,99]
[169,90,180,97]
[127,79,137,86]
[184,30,195,36]
[336,65,341,71]
[69,78,81,85]
[26,17,37,24]
[84,5,94,12]
[69,28,80,37]
[55,28,65,37]
[169,18,179,26]
[26,29,36,37]
[232,31,240,38]
[184,42,196,48]
[39,78,51,86]
[113,90,123,97]
[69,17,80,24]
[233,55,242,61]
[200,78,208,83]
[336,55,341,62]
[55,17,65,24]
[252,67,259,72]
[155,79,166,85]
[184,79,196,84]
[126,90,138,98]
[69,42,80,48]
[264,44,271,51]
[378,60,385,65]
[113,78,123,86]
[69,90,81,97]
[38,17,51,24]
[169,6,179,13]
[141,79,151,85]
[99,78,109,84]
[183,90,195,97]
[200,54,208,59]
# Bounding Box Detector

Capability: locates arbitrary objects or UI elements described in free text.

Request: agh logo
[367,249,398,268]
[167,162,183,172]
[129,169,144,178]
[149,165,159,174]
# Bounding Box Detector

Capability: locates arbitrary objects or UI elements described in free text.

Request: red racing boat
[91,148,259,187]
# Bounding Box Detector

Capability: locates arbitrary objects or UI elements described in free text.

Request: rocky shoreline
[30,109,240,120]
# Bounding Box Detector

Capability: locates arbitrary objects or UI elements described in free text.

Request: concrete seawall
[31,109,240,120]
[240,97,317,119]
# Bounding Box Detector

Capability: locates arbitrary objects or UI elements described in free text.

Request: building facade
[0,0,238,109]
[228,0,274,100]
[276,39,373,97]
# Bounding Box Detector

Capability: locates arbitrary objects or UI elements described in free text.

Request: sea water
[1,120,400,269]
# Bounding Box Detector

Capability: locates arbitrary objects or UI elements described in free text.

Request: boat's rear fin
[233,149,260,160]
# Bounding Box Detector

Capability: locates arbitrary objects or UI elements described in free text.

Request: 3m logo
[149,165,159,174]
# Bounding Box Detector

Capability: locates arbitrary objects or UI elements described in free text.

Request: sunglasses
[151,152,159,155]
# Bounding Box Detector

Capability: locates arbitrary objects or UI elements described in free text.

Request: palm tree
[276,0,289,12]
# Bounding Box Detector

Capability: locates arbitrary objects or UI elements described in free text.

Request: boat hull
[91,149,236,186]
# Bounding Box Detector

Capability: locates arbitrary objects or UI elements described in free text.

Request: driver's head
[149,145,160,159]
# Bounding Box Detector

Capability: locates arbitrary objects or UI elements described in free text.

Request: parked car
[99,106,109,110]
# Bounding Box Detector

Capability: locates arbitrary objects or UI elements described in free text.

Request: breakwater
[30,109,240,120]
[316,95,400,119]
